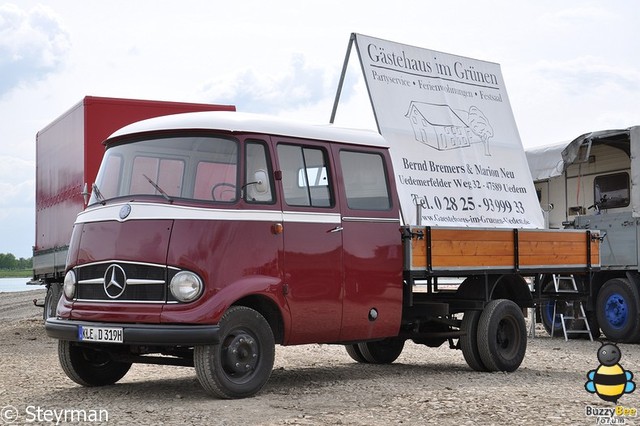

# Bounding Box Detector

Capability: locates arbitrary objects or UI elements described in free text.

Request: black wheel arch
[456,274,533,308]
[232,295,285,344]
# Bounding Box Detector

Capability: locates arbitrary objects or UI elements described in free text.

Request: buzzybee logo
[585,342,635,404]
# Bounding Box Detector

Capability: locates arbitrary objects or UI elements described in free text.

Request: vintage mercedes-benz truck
[45,111,600,398]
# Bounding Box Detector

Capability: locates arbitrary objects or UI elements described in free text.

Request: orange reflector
[271,223,284,235]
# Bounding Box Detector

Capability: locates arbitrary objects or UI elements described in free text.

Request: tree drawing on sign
[468,106,494,156]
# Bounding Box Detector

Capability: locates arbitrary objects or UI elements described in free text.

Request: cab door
[331,145,403,341]
[275,140,343,344]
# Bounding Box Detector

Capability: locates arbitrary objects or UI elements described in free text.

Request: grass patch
[0,269,32,278]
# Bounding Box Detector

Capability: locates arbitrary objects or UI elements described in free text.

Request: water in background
[0,277,42,292]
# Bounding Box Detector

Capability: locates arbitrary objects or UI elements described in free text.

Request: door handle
[328,226,343,233]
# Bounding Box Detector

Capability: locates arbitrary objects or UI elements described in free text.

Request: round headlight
[63,270,76,300]
[170,271,203,302]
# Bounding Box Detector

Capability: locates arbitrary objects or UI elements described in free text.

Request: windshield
[89,135,238,205]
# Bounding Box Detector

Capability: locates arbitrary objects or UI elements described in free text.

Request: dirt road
[0,290,637,425]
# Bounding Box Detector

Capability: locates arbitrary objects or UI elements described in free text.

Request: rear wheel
[43,282,62,320]
[596,278,640,342]
[58,341,131,386]
[477,299,527,372]
[357,338,405,364]
[195,306,275,399]
[540,281,575,337]
[460,309,488,371]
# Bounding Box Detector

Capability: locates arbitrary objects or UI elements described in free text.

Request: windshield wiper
[92,183,106,205]
[143,174,173,203]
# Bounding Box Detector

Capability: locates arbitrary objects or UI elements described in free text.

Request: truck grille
[74,261,172,303]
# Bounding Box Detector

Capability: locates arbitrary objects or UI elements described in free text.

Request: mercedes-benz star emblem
[104,264,127,299]
[119,204,131,220]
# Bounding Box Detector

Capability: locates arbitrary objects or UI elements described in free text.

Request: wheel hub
[604,293,628,328]
[222,332,258,376]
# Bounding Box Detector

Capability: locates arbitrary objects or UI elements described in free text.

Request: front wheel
[477,299,527,372]
[58,341,131,386]
[596,278,640,342]
[195,306,275,399]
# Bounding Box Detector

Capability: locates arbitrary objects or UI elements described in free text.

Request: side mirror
[81,182,89,206]
[253,170,269,193]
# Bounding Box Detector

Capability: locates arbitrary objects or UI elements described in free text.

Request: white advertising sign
[352,33,543,228]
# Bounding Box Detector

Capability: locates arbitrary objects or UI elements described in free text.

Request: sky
[1,0,639,258]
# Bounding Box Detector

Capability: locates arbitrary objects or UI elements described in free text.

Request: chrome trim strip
[74,259,177,270]
[126,279,166,285]
[74,299,166,304]
[78,278,105,285]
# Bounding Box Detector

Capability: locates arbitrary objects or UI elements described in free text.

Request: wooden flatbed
[404,226,600,275]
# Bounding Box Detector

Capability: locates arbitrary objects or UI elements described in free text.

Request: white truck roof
[108,111,388,148]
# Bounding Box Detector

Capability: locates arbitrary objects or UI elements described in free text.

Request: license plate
[78,325,124,343]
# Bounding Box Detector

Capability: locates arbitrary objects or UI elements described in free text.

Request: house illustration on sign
[405,102,494,156]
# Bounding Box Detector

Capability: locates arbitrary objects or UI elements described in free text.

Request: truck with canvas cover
[44,111,599,398]
[32,96,234,318]
[527,126,640,342]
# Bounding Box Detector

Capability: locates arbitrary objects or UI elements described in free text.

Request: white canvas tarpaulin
[335,33,544,228]
[525,142,569,181]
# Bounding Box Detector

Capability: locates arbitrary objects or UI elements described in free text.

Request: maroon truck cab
[33,97,234,317]
[46,111,404,398]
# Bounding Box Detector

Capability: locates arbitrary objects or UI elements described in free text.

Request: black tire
[44,282,63,320]
[460,310,488,372]
[58,340,131,386]
[596,278,640,342]
[477,299,527,372]
[194,306,275,399]
[345,344,369,363]
[357,338,405,364]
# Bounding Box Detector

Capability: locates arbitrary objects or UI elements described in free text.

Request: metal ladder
[550,274,593,341]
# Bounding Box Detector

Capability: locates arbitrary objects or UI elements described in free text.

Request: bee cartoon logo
[585,342,636,403]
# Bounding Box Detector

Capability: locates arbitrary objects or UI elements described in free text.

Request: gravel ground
[0,289,638,425]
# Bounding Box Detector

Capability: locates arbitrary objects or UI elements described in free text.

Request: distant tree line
[0,253,32,270]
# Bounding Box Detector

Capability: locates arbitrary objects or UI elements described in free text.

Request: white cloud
[200,54,354,116]
[0,3,70,96]
[0,156,34,208]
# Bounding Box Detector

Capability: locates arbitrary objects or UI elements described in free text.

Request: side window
[245,141,274,204]
[340,151,391,210]
[100,154,122,199]
[594,172,629,209]
[277,144,333,207]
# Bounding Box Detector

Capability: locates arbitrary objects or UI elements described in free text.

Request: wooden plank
[518,241,590,255]
[519,230,586,242]
[431,255,514,267]
[431,240,515,256]
[430,228,513,242]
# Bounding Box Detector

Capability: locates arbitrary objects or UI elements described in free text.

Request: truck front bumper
[45,317,220,346]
